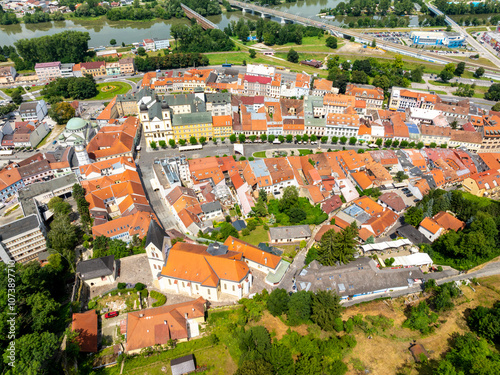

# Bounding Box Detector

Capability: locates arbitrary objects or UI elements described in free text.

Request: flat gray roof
[0,214,41,241]
[269,225,311,240]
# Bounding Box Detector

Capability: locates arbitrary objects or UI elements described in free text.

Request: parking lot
[366,31,409,45]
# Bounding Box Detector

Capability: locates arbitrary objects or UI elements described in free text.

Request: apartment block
[0,215,46,264]
[35,61,62,81]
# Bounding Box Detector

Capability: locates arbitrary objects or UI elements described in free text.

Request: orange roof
[161,242,249,285]
[353,196,384,215]
[303,185,326,204]
[87,117,138,159]
[126,297,206,352]
[323,93,356,107]
[358,227,375,241]
[433,211,465,232]
[79,156,136,177]
[92,211,156,239]
[478,153,500,171]
[0,167,22,191]
[96,96,117,121]
[212,115,232,127]
[351,171,373,190]
[188,157,224,185]
[399,89,437,103]
[326,112,359,127]
[358,124,371,136]
[429,169,445,187]
[313,78,333,91]
[332,216,350,229]
[413,178,430,195]
[72,310,98,353]
[419,217,443,235]
[314,225,341,241]
[362,209,398,237]
[224,236,281,270]
[230,172,245,190]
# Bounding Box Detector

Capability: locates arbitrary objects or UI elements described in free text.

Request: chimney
[264,257,267,265]
[164,320,167,325]
[139,314,144,317]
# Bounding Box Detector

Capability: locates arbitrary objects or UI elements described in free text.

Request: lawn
[95,336,236,375]
[252,151,267,158]
[127,77,143,83]
[91,81,132,101]
[35,130,52,149]
[240,225,270,246]
[298,149,313,156]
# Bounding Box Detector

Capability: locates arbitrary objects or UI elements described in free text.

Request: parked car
[104,311,119,319]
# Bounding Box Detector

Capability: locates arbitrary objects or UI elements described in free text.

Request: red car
[104,311,119,319]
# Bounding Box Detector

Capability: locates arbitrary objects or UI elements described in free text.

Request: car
[52,140,57,145]
[413,199,419,203]
[104,311,119,318]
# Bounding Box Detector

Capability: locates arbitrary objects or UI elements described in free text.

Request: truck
[222,63,232,67]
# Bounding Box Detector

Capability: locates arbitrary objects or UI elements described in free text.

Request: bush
[110,290,119,296]
[151,290,167,307]
[242,228,250,236]
[140,289,148,298]
[88,299,97,309]
[134,283,146,291]
[117,283,127,290]
[263,224,269,230]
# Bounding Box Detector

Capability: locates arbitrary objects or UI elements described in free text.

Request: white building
[19,100,48,122]
[76,255,117,287]
[153,38,170,50]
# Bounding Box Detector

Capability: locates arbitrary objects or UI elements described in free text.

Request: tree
[150,141,157,149]
[229,134,237,143]
[375,138,383,147]
[326,36,337,49]
[317,223,358,266]
[238,133,246,143]
[439,64,455,82]
[27,291,60,332]
[403,301,438,334]
[395,170,408,182]
[410,66,424,83]
[267,288,290,316]
[169,139,176,148]
[137,47,146,56]
[269,344,294,375]
[249,48,256,58]
[47,214,78,260]
[260,134,267,142]
[340,136,347,144]
[454,62,466,76]
[199,136,206,144]
[485,84,500,101]
[302,134,308,143]
[351,70,368,84]
[279,186,299,212]
[371,39,376,48]
[288,207,306,224]
[268,134,276,142]
[48,197,71,216]
[311,134,317,142]
[159,140,167,148]
[349,136,357,145]
[110,38,117,45]
[321,136,328,143]
[467,302,500,343]
[236,360,274,375]
[295,134,302,142]
[259,188,267,203]
[189,136,198,145]
[286,134,293,143]
[287,291,312,325]
[405,206,423,226]
[310,290,343,331]
[287,48,299,63]
[384,139,392,147]
[48,102,75,125]
[5,332,59,374]
[474,66,485,78]
[11,89,23,105]
[179,139,186,146]
[417,141,424,149]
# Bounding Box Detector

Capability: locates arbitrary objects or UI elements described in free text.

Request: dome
[161,101,169,109]
[66,117,87,131]
[140,103,148,111]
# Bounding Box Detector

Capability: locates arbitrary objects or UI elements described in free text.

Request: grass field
[127,77,143,83]
[92,81,132,100]
[253,151,267,158]
[239,225,269,246]
[341,274,500,374]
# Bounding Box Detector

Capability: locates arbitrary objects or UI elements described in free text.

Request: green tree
[249,48,256,58]
[491,102,500,112]
[454,62,466,76]
[326,36,337,49]
[150,141,157,149]
[317,224,358,266]
[137,47,146,56]
[27,291,60,332]
[4,332,59,374]
[260,134,267,142]
[235,360,274,375]
[269,344,294,375]
[189,136,198,145]
[375,138,383,147]
[287,48,299,63]
[239,133,246,143]
[340,136,347,144]
[474,66,485,78]
[10,89,23,105]
[48,102,75,125]
[349,136,357,145]
[384,139,392,147]
[403,301,438,334]
[321,136,328,143]
[47,197,71,216]
[279,186,299,212]
[404,206,423,226]
[287,291,312,325]
[286,134,293,143]
[110,38,117,45]
[267,288,290,316]
[485,83,500,101]
[179,139,186,146]
[417,141,424,149]
[229,134,237,143]
[199,136,206,144]
[159,140,167,148]
[394,170,408,182]
[169,139,176,148]
[310,290,343,331]
[47,214,78,261]
[439,64,455,82]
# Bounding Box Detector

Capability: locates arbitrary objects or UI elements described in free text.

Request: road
[426,3,500,69]
[226,0,500,73]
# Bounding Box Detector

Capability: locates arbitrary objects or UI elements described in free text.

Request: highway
[226,0,500,73]
[426,3,500,69]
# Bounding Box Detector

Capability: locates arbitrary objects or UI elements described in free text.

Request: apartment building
[0,215,46,264]
[119,57,135,74]
[212,115,232,138]
[0,66,17,84]
[345,84,384,109]
[205,93,231,116]
[172,112,213,142]
[389,88,437,111]
[323,93,356,115]
[80,61,107,77]
[35,61,61,81]
[153,37,170,50]
[19,100,48,121]
[479,115,500,153]
[0,167,24,203]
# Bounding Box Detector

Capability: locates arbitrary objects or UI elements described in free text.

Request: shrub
[134,283,146,291]
[263,224,269,230]
[117,282,127,290]
[140,289,148,298]
[151,290,167,307]
[242,228,250,236]
[110,290,119,296]
[88,299,97,309]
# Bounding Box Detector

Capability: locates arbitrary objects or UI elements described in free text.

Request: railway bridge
[181,3,219,30]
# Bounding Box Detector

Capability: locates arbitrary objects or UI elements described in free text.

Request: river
[0,0,421,47]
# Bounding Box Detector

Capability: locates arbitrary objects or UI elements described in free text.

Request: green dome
[66,117,87,131]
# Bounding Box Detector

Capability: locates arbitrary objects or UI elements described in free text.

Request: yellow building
[212,115,233,139]
[462,170,500,197]
[172,112,213,142]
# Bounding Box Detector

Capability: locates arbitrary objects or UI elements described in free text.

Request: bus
[179,145,202,152]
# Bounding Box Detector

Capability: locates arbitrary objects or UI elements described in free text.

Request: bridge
[181,3,219,30]
[224,0,500,72]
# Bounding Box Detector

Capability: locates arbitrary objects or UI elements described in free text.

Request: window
[232,285,235,291]
[224,284,227,290]
[207,289,211,295]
